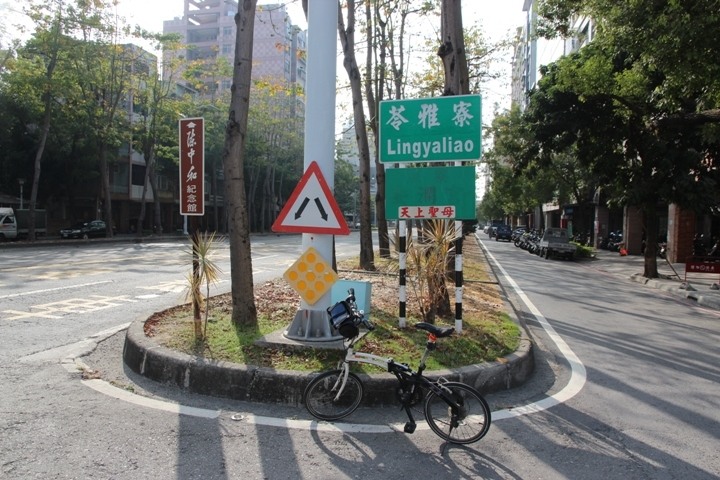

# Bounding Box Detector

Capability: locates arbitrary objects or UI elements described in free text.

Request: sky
[114,0,525,44]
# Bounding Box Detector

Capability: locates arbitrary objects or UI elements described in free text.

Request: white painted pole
[301,0,337,310]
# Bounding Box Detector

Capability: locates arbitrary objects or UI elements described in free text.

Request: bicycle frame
[331,338,463,418]
[329,342,393,402]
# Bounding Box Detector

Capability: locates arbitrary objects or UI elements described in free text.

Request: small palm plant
[184,231,223,341]
[392,219,456,324]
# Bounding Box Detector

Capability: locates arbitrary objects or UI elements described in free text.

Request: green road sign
[385,166,476,220]
[379,95,482,163]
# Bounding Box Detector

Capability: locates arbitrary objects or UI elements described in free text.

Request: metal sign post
[280,0,341,343]
[179,117,205,329]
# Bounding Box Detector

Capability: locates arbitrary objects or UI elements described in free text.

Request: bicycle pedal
[404,422,416,434]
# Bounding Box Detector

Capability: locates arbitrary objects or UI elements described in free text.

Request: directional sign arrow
[294,197,310,219]
[314,197,328,221]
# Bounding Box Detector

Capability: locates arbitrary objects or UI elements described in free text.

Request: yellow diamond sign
[283,247,338,305]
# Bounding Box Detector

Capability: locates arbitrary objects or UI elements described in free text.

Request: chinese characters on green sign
[379,94,482,163]
[384,166,476,220]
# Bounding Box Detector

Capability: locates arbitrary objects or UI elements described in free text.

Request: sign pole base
[284,308,342,342]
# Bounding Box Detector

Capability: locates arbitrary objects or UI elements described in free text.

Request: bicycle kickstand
[440,425,455,455]
[402,405,417,434]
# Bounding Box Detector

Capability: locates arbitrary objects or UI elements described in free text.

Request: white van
[0,207,18,240]
[0,207,47,240]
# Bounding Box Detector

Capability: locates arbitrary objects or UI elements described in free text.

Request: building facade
[162,1,307,96]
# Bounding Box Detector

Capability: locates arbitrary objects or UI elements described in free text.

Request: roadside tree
[338,0,375,271]
[524,0,720,277]
[222,0,259,326]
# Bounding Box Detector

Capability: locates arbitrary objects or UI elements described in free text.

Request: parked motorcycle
[607,230,623,252]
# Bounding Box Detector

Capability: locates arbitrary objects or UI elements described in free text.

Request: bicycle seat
[415,322,454,338]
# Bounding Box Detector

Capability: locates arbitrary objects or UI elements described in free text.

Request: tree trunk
[150,163,162,235]
[212,158,219,232]
[28,14,62,242]
[364,1,390,258]
[29,101,52,242]
[137,150,151,237]
[338,0,375,271]
[438,0,469,97]
[224,0,258,326]
[435,0,469,316]
[643,203,660,278]
[99,143,113,236]
[247,166,261,231]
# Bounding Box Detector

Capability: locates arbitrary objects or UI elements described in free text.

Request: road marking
[240,414,397,434]
[3,310,63,320]
[0,280,113,300]
[2,294,137,321]
[82,379,220,419]
[482,242,587,420]
[137,281,186,294]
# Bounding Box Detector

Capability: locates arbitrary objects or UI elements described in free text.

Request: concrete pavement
[591,249,720,311]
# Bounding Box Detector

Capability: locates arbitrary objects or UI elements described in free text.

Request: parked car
[495,224,513,241]
[60,220,108,239]
[539,227,577,259]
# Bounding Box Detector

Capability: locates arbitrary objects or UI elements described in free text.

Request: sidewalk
[589,250,720,311]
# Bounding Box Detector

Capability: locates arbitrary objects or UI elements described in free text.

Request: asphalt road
[1,233,718,479]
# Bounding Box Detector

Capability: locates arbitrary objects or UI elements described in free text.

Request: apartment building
[162,0,307,96]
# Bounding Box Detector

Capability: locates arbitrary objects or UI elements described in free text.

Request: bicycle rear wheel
[423,382,491,444]
[303,370,363,421]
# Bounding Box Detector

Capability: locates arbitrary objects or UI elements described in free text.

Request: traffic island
[122,318,535,406]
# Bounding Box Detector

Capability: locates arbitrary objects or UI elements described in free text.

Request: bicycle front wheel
[424,382,491,444]
[303,370,364,421]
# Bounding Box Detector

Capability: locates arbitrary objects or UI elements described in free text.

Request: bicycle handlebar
[362,317,375,331]
[344,288,375,331]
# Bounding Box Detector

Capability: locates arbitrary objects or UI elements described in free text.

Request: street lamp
[18,178,25,209]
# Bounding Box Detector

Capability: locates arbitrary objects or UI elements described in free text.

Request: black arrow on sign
[314,197,328,221]
[294,197,310,219]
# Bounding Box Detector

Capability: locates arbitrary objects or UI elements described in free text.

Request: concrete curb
[629,273,720,310]
[123,316,534,407]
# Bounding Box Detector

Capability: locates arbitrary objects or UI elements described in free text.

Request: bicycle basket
[328,300,359,339]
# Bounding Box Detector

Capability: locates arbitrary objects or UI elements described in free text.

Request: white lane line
[0,280,113,300]
[482,244,587,420]
[83,379,220,419]
[237,414,396,434]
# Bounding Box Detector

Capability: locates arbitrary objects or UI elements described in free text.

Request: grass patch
[572,242,595,258]
[145,235,520,372]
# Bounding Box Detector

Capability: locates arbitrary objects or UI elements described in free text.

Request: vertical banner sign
[179,117,205,216]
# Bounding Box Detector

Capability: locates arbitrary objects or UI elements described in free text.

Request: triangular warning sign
[272,161,350,235]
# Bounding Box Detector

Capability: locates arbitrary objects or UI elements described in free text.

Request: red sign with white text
[179,118,205,216]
